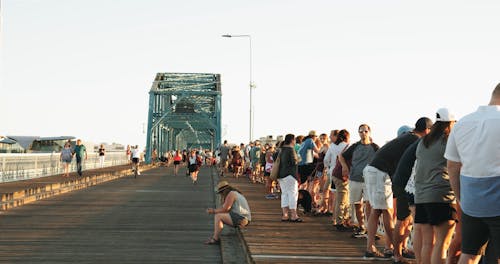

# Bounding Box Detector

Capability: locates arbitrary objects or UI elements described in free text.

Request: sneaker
[402,248,415,259]
[265,194,276,199]
[351,227,367,238]
[364,250,386,260]
[384,248,394,258]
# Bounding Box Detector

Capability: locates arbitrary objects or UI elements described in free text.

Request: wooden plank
[0,167,222,263]
[221,176,402,264]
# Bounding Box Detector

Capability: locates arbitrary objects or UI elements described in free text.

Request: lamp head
[222,34,232,38]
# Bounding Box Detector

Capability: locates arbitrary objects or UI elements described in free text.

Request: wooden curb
[0,165,155,211]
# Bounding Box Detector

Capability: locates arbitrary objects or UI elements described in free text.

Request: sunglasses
[358,130,369,133]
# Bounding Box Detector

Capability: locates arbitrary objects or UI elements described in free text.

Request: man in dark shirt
[363,117,432,259]
[73,139,88,177]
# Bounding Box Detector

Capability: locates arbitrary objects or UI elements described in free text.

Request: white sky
[1,0,499,148]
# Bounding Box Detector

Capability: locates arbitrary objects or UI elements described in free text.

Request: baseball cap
[414,117,433,132]
[397,125,413,137]
[436,108,457,122]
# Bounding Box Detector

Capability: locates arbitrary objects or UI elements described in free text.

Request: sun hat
[216,181,231,193]
[308,130,317,137]
[436,108,457,122]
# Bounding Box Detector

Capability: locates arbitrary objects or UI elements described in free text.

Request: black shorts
[396,194,411,221]
[298,164,315,183]
[461,212,500,257]
[264,171,270,177]
[132,158,139,164]
[188,164,198,173]
[174,160,180,165]
[414,203,457,226]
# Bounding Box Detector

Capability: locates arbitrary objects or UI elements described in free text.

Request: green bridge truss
[145,73,222,163]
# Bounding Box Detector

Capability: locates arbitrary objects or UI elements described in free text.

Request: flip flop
[290,218,303,222]
[204,237,220,245]
[281,218,290,222]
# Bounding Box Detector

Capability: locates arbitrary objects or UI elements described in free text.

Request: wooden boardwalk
[0,166,223,263]
[222,176,396,264]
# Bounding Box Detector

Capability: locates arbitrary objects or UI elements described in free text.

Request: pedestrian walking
[151,148,158,165]
[73,139,87,177]
[131,145,141,177]
[126,145,131,164]
[188,150,201,184]
[173,150,182,176]
[98,144,105,168]
[60,142,73,177]
[219,140,230,177]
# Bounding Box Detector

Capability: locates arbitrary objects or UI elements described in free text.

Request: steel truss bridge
[145,73,222,163]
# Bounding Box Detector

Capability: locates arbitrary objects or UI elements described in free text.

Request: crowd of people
[208,85,500,264]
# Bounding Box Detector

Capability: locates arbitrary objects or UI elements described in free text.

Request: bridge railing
[0,152,130,183]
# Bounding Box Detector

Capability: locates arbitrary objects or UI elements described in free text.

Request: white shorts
[363,165,393,210]
[349,180,367,204]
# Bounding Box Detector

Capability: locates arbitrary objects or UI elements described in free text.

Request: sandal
[204,237,220,245]
[290,218,303,222]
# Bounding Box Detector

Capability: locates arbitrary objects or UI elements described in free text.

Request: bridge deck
[222,176,398,264]
[0,166,222,263]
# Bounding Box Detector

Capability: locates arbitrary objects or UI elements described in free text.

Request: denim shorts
[229,211,250,227]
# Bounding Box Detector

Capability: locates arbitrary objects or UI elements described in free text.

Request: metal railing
[0,152,131,183]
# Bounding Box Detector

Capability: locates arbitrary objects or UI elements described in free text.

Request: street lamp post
[222,34,254,143]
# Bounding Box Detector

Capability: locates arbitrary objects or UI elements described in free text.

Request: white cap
[436,108,456,122]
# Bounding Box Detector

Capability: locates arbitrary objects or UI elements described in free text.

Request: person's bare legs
[266,177,273,195]
[456,254,484,264]
[290,209,299,220]
[432,220,456,264]
[381,208,395,252]
[281,207,289,220]
[328,190,336,214]
[354,202,367,230]
[366,208,382,252]
[414,223,424,264]
[212,213,233,240]
[420,223,435,264]
[394,216,412,262]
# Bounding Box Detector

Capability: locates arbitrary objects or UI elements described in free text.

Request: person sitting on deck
[205,181,252,245]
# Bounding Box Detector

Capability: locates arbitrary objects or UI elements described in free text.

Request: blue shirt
[298,138,315,166]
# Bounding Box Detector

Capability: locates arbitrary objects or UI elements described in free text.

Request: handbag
[332,145,351,182]
[332,158,349,182]
[270,152,281,181]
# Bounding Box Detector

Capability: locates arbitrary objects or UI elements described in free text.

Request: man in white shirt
[445,84,500,264]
